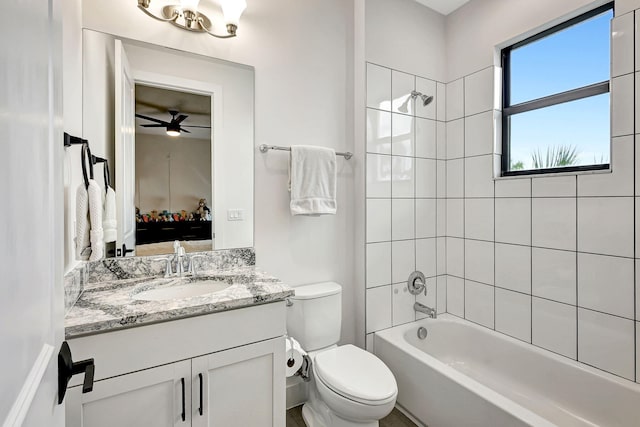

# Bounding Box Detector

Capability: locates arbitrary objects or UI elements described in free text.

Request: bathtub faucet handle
[407,271,427,296]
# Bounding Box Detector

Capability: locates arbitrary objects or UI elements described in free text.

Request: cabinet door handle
[180,377,186,422]
[198,373,204,416]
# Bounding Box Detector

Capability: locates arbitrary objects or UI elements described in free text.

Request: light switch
[227,209,245,221]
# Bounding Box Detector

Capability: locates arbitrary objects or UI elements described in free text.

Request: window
[501,3,613,176]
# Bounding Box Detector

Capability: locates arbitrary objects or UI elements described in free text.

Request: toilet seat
[313,344,397,406]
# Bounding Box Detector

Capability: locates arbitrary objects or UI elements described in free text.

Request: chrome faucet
[188,254,206,276]
[414,302,437,319]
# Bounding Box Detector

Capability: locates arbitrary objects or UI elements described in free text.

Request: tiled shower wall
[364,63,447,349]
[444,6,639,382]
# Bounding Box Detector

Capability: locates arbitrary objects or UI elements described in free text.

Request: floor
[286,405,418,427]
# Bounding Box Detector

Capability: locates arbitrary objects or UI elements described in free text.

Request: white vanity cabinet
[65,302,286,427]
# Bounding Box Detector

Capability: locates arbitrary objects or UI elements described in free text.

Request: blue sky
[508,8,612,170]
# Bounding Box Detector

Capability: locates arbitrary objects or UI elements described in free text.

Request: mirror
[81,29,254,258]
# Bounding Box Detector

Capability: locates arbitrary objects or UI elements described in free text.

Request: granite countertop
[65,266,293,339]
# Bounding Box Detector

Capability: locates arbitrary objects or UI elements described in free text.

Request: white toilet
[287,282,398,427]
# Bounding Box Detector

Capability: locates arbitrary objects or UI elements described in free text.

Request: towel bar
[259,144,353,160]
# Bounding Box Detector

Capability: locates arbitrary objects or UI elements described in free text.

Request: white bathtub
[374,314,640,427]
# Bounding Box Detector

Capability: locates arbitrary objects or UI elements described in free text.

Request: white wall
[135,134,211,215]
[78,0,357,345]
[443,0,640,383]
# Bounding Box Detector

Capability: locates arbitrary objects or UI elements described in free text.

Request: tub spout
[414,302,437,319]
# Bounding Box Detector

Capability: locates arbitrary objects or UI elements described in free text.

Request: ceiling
[414,0,470,15]
[135,84,211,140]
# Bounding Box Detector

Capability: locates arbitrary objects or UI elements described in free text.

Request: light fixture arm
[137,1,179,22]
[197,18,237,39]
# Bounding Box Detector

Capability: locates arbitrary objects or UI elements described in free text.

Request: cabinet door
[66,360,192,427]
[192,337,285,427]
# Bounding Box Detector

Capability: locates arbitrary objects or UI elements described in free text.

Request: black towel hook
[80,143,94,189]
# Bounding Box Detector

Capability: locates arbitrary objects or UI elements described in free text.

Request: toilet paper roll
[285,336,307,377]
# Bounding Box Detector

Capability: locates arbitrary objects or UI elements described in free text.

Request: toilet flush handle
[285,298,293,307]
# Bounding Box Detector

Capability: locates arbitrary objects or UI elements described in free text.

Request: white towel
[75,184,91,260]
[103,186,117,243]
[288,145,337,216]
[87,179,104,261]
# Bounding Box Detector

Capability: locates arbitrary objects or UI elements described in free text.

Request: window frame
[501,2,614,177]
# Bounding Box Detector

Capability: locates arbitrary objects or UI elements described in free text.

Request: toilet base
[302,403,378,427]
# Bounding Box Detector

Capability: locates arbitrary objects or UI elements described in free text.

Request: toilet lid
[314,345,397,405]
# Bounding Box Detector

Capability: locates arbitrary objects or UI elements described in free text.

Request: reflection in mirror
[80,29,254,259]
[134,85,213,256]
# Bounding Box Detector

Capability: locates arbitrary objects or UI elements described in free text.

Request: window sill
[495,165,611,180]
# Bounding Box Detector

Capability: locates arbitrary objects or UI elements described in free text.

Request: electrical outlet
[227,209,245,221]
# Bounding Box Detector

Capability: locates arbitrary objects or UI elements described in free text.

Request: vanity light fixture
[137,0,247,39]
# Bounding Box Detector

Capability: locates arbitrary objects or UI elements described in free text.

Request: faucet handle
[188,254,206,276]
[407,271,427,295]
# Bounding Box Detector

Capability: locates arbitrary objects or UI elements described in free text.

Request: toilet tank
[286,282,342,351]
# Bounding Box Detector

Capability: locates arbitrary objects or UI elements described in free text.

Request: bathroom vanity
[63,252,292,427]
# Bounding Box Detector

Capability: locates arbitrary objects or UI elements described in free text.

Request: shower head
[420,94,434,106]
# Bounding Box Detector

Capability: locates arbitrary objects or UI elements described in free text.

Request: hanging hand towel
[87,179,104,261]
[288,145,337,216]
[75,184,91,260]
[103,186,117,243]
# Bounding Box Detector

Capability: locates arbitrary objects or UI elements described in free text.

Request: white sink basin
[133,279,232,301]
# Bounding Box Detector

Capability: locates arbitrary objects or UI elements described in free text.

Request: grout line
[575,175,579,362]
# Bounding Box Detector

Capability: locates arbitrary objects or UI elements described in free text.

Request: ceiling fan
[135,110,211,137]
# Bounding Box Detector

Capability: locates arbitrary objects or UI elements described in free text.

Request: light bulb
[180,0,200,13]
[220,0,247,27]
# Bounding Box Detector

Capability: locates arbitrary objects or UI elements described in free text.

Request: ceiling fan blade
[181,125,211,129]
[135,113,170,125]
[179,127,191,134]
[174,114,189,124]
[140,124,167,128]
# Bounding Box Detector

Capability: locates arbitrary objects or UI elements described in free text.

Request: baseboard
[395,403,428,427]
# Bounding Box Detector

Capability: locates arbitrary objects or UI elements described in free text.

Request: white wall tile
[616,0,640,16]
[636,73,640,132]
[637,260,640,321]
[416,277,437,319]
[366,108,391,154]
[366,285,392,333]
[436,199,446,237]
[464,67,495,116]
[416,198,436,239]
[366,333,374,353]
[366,199,391,242]
[465,155,494,198]
[637,323,639,383]
[436,121,446,160]
[391,113,415,157]
[612,13,635,77]
[437,276,447,314]
[392,240,416,284]
[366,63,391,111]
[391,70,415,115]
[446,118,464,159]
[465,280,494,328]
[392,199,415,241]
[465,240,494,285]
[437,237,446,275]
[495,178,531,198]
[436,82,446,121]
[578,136,634,197]
[495,198,531,245]
[637,12,640,71]
[446,159,464,198]
[612,73,634,137]
[532,176,576,198]
[367,154,392,198]
[437,160,446,198]
[532,248,576,305]
[392,282,416,326]
[446,237,464,278]
[578,308,635,380]
[495,243,531,294]
[446,199,464,238]
[578,253,634,319]
[532,198,576,251]
[532,297,577,359]
[415,118,436,159]
[415,77,436,119]
[464,198,494,241]
[391,156,415,198]
[464,110,495,157]
[366,242,392,288]
[416,158,437,198]
[416,238,437,279]
[446,78,464,121]
[495,288,531,342]
[447,276,464,316]
[577,197,634,258]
